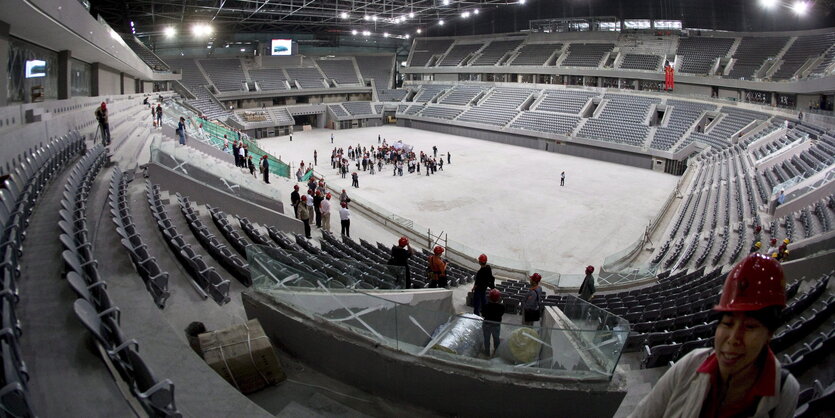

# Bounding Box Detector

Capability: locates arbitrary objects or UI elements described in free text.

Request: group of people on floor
[290,181,351,239]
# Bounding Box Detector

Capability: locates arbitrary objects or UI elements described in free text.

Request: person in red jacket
[427,246,447,288]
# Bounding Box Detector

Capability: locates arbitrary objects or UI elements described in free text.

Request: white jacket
[629,348,798,418]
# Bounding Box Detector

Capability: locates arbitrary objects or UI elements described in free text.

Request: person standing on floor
[313,190,324,228]
[260,155,270,183]
[239,144,247,169]
[579,265,596,301]
[320,193,332,233]
[390,237,415,289]
[232,141,240,166]
[427,246,448,288]
[290,185,301,218]
[155,104,163,128]
[351,172,359,188]
[447,152,451,165]
[314,150,318,166]
[331,133,334,143]
[523,273,544,326]
[432,145,437,158]
[340,189,350,208]
[95,102,111,145]
[177,117,187,145]
[472,254,495,317]
[339,202,351,237]
[298,195,311,238]
[560,171,565,187]
[482,289,504,357]
[247,155,256,177]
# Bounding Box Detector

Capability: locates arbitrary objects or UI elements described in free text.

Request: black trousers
[340,219,350,236]
[302,219,311,238]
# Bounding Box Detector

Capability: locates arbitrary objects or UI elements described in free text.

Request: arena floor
[259,125,679,276]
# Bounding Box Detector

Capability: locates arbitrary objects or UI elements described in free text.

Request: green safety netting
[196,117,291,178]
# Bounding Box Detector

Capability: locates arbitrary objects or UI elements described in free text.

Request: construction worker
[427,246,447,288]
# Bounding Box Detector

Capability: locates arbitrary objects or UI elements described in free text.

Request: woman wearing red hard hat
[630,253,799,417]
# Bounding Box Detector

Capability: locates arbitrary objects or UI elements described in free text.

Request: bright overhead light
[442,0,450,5]
[473,8,479,14]
[409,12,415,18]
[191,23,213,36]
[462,11,470,18]
[130,21,135,27]
[362,30,371,36]
[364,15,370,20]
[759,0,779,8]
[519,0,526,4]
[351,29,358,35]
[240,48,245,52]
[792,0,810,15]
[417,28,422,34]
[340,12,349,19]
[438,19,445,25]
[384,32,390,37]
[372,15,378,21]
[405,34,410,39]
[164,26,177,37]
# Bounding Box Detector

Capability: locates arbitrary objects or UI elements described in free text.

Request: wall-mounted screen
[25,59,47,78]
[271,39,292,56]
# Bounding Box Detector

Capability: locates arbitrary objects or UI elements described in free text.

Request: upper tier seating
[471,39,523,65]
[355,55,394,89]
[510,111,580,136]
[439,43,484,66]
[248,69,289,91]
[533,90,597,114]
[676,37,735,75]
[316,59,361,85]
[285,67,327,89]
[578,118,649,148]
[599,94,660,124]
[561,43,614,67]
[772,32,835,80]
[457,87,535,127]
[329,104,348,117]
[412,85,450,103]
[509,43,563,66]
[620,54,662,71]
[121,35,170,71]
[727,36,789,80]
[165,57,230,120]
[809,44,835,77]
[199,59,246,92]
[419,106,464,121]
[409,39,454,67]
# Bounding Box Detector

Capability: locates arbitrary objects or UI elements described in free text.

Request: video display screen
[271,39,293,56]
[25,60,47,78]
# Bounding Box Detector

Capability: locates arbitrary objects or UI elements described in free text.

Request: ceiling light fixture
[341,12,349,19]
[439,19,445,25]
[352,29,358,35]
[164,27,177,37]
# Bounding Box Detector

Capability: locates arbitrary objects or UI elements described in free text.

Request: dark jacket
[390,246,412,266]
[579,273,595,300]
[482,302,504,323]
[473,265,495,291]
[313,195,324,213]
[290,191,300,206]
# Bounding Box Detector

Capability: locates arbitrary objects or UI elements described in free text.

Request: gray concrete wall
[399,119,654,170]
[674,83,712,97]
[781,250,835,283]
[147,162,303,235]
[243,291,627,418]
[96,66,121,95]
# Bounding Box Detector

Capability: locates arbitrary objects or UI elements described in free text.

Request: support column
[0,20,10,106]
[91,62,101,96]
[58,50,71,99]
[120,72,125,94]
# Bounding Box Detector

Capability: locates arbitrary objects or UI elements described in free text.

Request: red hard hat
[398,237,409,247]
[294,185,299,190]
[340,202,347,208]
[770,238,777,245]
[488,289,501,302]
[585,265,595,275]
[100,102,107,109]
[529,273,542,283]
[478,254,487,264]
[301,195,307,201]
[433,246,444,255]
[714,253,786,312]
[326,193,331,199]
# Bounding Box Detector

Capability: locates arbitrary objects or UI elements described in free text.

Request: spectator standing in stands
[776,190,785,207]
[232,141,240,166]
[155,104,163,128]
[472,254,495,317]
[177,117,186,145]
[260,155,270,183]
[320,193,332,233]
[247,155,256,177]
[339,202,351,237]
[150,104,156,127]
[765,238,778,257]
[351,172,359,188]
[776,239,790,261]
[305,189,315,222]
[307,177,317,193]
[631,254,798,418]
[94,102,111,145]
[290,185,301,218]
[482,289,504,357]
[560,171,566,187]
[523,273,544,326]
[238,144,247,169]
[579,266,596,301]
[749,241,762,254]
[298,195,311,238]
[390,237,415,289]
[427,246,448,288]
[313,190,324,228]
